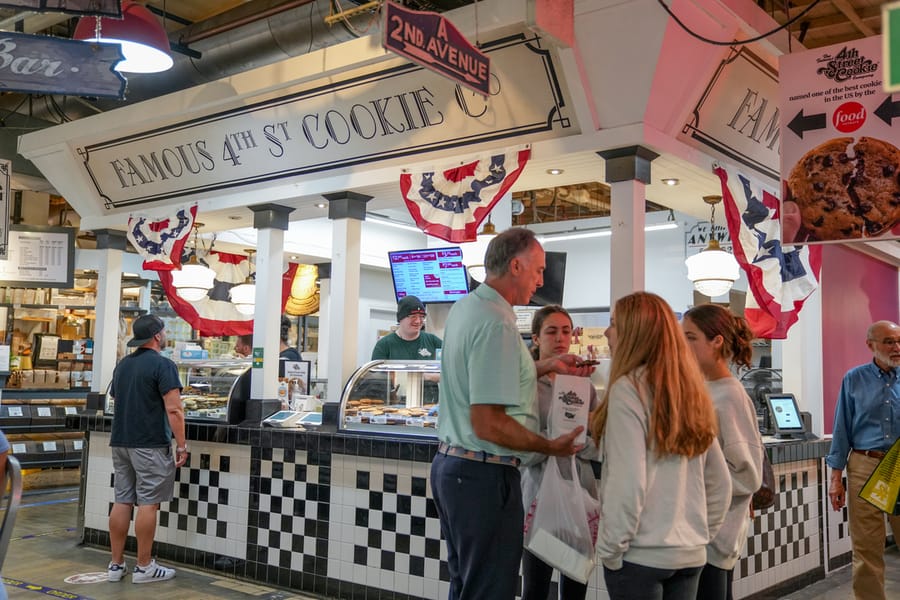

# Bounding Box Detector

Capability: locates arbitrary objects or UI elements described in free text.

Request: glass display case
[104,359,250,422]
[339,360,440,436]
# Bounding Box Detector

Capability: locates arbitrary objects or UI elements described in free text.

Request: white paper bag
[550,374,591,446]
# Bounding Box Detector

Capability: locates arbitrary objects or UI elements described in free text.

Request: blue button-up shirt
[826,361,900,471]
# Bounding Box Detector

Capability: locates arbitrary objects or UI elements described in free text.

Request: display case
[103,359,250,422]
[339,359,440,436]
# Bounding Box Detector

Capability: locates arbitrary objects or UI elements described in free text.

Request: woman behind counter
[682,304,763,600]
[590,292,731,600]
[521,305,601,600]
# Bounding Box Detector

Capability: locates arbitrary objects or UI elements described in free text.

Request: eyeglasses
[408,314,426,321]
[873,338,900,347]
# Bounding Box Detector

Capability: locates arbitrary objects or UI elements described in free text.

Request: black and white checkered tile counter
[73,416,848,600]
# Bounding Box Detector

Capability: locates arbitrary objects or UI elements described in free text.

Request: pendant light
[685,195,740,297]
[463,215,498,283]
[229,249,256,316]
[73,1,174,73]
[170,222,215,301]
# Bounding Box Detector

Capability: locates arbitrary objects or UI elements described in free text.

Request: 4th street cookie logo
[816,46,877,83]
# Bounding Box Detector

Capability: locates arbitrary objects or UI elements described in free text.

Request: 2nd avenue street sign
[382,1,490,97]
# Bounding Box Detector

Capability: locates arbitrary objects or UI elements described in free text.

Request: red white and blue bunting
[400,147,530,242]
[717,165,822,339]
[126,204,196,271]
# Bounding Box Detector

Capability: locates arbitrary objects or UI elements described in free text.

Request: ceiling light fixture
[315,202,327,209]
[170,222,215,301]
[661,178,680,186]
[546,168,564,175]
[684,195,740,297]
[367,215,423,233]
[539,221,680,243]
[229,249,256,315]
[462,215,498,283]
[73,1,173,73]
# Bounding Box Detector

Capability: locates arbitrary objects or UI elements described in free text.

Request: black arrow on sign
[787,109,826,139]
[874,95,900,125]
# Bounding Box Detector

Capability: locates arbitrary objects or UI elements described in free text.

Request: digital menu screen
[388,247,469,304]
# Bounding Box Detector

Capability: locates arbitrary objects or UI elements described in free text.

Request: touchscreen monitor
[765,393,806,438]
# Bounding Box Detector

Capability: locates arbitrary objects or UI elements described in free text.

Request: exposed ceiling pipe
[0,0,365,123]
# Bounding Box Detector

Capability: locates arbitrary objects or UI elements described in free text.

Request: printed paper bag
[550,374,591,446]
[859,437,900,514]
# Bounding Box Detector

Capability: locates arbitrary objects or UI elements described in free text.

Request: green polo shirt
[437,282,538,458]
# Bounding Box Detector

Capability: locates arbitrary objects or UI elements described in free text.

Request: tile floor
[3,486,900,599]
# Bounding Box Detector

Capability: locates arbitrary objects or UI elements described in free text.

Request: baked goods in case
[787,136,900,241]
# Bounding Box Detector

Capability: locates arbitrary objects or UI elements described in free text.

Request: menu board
[388,247,469,304]
[0,226,75,287]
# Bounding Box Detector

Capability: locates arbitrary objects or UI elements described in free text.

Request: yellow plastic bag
[859,437,900,515]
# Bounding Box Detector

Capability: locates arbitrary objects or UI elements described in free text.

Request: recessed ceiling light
[291,255,299,260]
[546,168,564,175]
[316,202,327,209]
[661,178,680,186]
[228,215,242,220]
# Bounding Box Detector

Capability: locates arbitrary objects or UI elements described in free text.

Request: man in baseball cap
[372,295,442,361]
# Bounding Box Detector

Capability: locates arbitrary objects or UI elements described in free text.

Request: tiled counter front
[73,416,844,600]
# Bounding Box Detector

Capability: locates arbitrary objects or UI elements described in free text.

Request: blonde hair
[590,292,717,458]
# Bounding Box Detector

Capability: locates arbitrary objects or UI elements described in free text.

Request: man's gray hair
[484,228,538,277]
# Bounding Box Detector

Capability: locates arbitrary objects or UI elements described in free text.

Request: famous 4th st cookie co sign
[382,1,490,97]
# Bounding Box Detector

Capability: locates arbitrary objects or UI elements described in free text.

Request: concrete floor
[2,487,324,600]
[2,486,900,599]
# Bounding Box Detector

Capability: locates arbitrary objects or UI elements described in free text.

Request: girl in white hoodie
[591,292,731,600]
[683,304,764,600]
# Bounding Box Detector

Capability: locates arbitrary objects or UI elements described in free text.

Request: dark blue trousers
[430,453,523,600]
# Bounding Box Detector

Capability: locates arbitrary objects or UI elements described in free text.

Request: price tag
[73,440,83,450]
[11,443,26,454]
[42,441,57,451]
[8,406,23,417]
[64,406,77,415]
[37,406,52,417]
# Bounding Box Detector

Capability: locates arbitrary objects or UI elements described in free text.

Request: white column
[90,230,126,392]
[92,248,123,392]
[317,277,331,394]
[609,179,646,304]
[326,217,362,403]
[250,226,285,401]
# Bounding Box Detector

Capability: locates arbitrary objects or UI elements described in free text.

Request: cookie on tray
[850,136,900,237]
[787,137,862,241]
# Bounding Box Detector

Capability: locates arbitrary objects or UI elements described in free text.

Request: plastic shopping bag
[859,437,900,515]
[524,456,598,584]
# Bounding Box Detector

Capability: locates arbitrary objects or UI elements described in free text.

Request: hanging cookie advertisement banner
[780,35,900,245]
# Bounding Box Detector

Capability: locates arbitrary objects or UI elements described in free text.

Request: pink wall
[821,245,899,434]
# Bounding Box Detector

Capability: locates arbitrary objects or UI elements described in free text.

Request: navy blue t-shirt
[110,348,182,447]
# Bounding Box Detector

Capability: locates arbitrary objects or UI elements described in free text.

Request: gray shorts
[112,446,176,506]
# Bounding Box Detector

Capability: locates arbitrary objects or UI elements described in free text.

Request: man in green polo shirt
[431,227,591,600]
[371,295,442,361]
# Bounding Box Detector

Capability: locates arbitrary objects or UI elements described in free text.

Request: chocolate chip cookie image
[786,136,900,242]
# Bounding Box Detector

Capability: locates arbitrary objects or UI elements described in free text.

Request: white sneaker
[107,561,127,582]
[131,560,175,584]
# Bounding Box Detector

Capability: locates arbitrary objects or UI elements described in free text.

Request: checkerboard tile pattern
[823,463,852,569]
[327,455,449,599]
[246,445,331,578]
[733,459,821,599]
[83,432,251,560]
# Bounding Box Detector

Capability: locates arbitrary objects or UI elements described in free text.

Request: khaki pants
[847,452,900,600]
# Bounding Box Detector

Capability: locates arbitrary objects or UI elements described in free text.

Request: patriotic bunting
[159,250,298,336]
[401,148,530,242]
[716,165,822,339]
[127,205,196,271]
